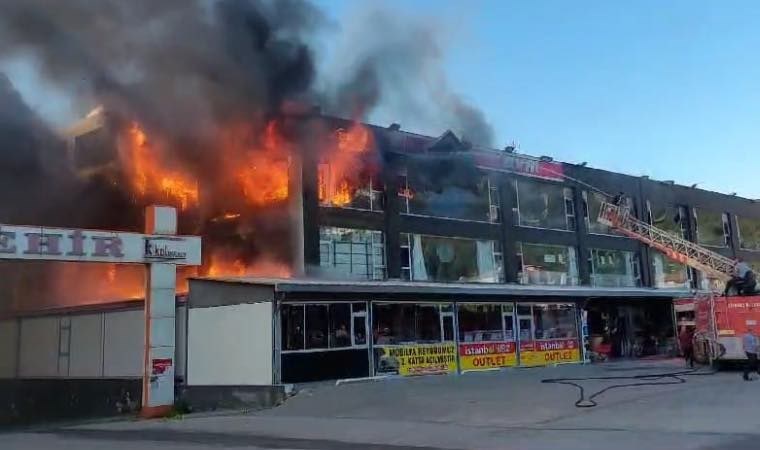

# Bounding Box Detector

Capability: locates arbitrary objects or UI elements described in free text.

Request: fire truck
[597,201,759,364]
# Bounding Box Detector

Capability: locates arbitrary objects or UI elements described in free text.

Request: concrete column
[142,206,178,417]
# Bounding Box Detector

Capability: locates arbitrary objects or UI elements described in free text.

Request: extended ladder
[597,201,735,282]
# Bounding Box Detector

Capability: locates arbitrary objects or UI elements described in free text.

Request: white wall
[0,319,19,378]
[7,305,190,379]
[188,302,273,386]
[18,317,60,377]
[69,314,103,377]
[103,309,144,377]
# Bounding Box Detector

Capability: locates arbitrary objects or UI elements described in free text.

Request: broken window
[318,162,384,211]
[398,164,499,222]
[694,209,730,247]
[737,216,760,251]
[584,191,633,235]
[457,304,513,342]
[647,202,688,238]
[532,303,578,340]
[399,233,503,283]
[319,227,386,280]
[517,243,579,286]
[515,180,575,230]
[589,248,640,287]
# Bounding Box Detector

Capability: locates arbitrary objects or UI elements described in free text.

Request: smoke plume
[0,0,495,311]
[322,6,494,147]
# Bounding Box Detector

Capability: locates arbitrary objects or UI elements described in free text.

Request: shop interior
[585,299,677,361]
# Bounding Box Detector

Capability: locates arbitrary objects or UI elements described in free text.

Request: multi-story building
[4,112,760,401]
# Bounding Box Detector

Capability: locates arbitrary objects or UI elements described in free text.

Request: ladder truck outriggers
[597,200,757,364]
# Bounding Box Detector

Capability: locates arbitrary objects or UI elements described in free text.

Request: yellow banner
[459,342,517,371]
[519,339,581,367]
[376,343,457,376]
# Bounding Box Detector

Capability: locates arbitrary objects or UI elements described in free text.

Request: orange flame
[231,121,290,206]
[124,122,199,210]
[211,212,242,222]
[206,253,291,278]
[318,123,375,207]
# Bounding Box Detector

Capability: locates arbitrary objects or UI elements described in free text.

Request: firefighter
[724,258,757,296]
[742,325,760,381]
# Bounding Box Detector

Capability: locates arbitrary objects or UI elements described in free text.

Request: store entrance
[585,299,676,362]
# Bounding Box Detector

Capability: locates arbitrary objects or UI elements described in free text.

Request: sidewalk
[5,360,757,450]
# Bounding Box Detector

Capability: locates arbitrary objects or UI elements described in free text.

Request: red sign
[459,342,517,370]
[151,358,173,375]
[459,341,516,356]
[473,153,564,181]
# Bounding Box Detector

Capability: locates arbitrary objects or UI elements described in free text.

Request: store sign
[473,152,564,181]
[376,343,457,376]
[519,339,580,366]
[459,342,517,371]
[0,224,201,265]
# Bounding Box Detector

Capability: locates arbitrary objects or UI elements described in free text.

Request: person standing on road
[742,326,759,381]
[678,326,695,368]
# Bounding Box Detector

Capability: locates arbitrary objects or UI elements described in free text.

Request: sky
[5,0,760,198]
[314,0,760,198]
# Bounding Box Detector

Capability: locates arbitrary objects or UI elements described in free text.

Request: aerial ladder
[596,201,735,283]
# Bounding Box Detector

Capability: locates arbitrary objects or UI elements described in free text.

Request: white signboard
[0,224,201,265]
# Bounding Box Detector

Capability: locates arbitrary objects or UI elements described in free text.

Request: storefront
[186,279,687,386]
[584,298,678,361]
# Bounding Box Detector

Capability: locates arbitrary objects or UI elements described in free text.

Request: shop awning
[197,277,691,299]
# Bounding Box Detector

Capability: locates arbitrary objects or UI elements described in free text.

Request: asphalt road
[5,360,760,449]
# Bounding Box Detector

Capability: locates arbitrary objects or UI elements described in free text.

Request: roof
[193,277,691,299]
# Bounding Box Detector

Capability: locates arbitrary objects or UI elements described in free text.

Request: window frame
[516,242,579,286]
[319,227,387,280]
[317,162,385,212]
[693,208,731,248]
[588,248,641,288]
[398,168,501,224]
[736,215,760,251]
[372,302,456,346]
[400,233,504,283]
[457,303,516,343]
[280,302,370,354]
[513,179,576,232]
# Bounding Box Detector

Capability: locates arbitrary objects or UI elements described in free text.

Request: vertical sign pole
[141,206,178,418]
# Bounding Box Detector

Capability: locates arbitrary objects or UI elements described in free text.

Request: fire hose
[541,367,717,408]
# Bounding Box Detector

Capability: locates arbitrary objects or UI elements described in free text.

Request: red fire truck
[598,201,755,364]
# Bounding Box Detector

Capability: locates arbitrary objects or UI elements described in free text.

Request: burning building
[4,0,760,422]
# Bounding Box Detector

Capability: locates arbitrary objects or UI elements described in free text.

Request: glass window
[319,227,386,280]
[694,209,729,247]
[648,203,687,238]
[516,180,574,230]
[353,316,367,345]
[457,304,505,342]
[281,304,304,351]
[328,303,351,348]
[532,304,577,340]
[738,216,760,251]
[589,248,640,287]
[305,305,329,349]
[652,251,690,288]
[401,163,498,222]
[372,303,450,344]
[404,233,502,283]
[518,243,579,286]
[584,191,633,234]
